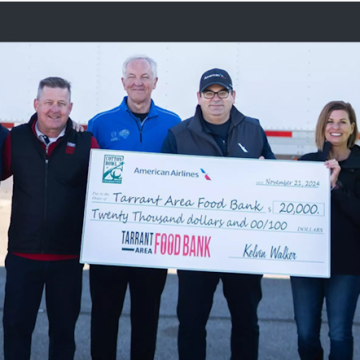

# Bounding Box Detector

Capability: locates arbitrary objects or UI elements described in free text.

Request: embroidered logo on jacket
[111,131,118,142]
[238,143,248,153]
[119,129,130,139]
[65,142,76,154]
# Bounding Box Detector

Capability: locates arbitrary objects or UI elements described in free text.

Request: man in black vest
[161,68,276,360]
[1,77,99,360]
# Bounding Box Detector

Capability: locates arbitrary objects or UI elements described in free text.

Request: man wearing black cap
[161,68,275,360]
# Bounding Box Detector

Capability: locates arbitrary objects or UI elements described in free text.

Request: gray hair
[37,77,71,101]
[122,55,158,79]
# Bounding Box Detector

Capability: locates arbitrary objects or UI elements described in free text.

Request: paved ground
[0,178,359,359]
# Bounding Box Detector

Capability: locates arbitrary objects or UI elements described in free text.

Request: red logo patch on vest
[66,142,76,154]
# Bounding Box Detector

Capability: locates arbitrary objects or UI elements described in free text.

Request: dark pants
[2,252,83,360]
[291,275,360,360]
[177,270,262,360]
[90,265,167,360]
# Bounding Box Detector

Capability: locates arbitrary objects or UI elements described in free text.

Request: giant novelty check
[80,150,330,278]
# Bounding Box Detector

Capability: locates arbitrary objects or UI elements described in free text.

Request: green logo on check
[102,155,124,184]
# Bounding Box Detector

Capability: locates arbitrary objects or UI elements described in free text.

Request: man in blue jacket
[87,55,181,360]
[161,68,275,360]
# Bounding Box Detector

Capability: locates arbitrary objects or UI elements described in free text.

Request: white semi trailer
[0,42,359,157]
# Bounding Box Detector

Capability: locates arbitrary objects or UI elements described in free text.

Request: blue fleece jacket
[88,97,181,152]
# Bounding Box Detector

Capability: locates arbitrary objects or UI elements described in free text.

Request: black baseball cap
[199,68,233,92]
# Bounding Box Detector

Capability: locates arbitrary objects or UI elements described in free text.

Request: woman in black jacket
[291,101,360,360]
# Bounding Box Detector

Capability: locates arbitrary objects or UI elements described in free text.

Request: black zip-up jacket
[299,144,360,275]
[7,115,92,255]
[0,124,9,179]
[161,105,275,159]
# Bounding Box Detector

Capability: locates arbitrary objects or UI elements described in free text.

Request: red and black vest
[8,117,92,255]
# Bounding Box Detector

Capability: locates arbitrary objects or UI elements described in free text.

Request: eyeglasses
[202,90,231,99]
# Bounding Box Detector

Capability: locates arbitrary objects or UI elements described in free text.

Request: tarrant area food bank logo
[102,155,125,184]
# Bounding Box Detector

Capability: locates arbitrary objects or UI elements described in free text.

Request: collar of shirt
[35,121,65,145]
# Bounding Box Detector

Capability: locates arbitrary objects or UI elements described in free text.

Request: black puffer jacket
[299,144,360,275]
